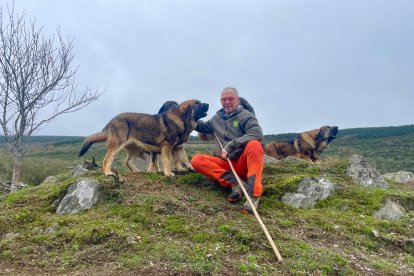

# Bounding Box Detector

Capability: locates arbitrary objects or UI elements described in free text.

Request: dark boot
[240,196,260,215]
[227,183,243,203]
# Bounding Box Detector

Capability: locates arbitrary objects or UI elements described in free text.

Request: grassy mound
[0,158,413,275]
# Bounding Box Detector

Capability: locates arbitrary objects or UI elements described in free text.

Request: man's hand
[221,149,229,159]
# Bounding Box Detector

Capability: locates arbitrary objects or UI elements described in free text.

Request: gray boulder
[56,178,102,215]
[346,154,388,188]
[264,154,281,165]
[281,193,315,208]
[282,177,337,208]
[282,156,307,163]
[43,175,58,184]
[383,171,414,184]
[70,165,88,177]
[374,200,405,221]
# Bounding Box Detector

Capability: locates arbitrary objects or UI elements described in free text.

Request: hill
[0,157,413,275]
[3,125,413,186]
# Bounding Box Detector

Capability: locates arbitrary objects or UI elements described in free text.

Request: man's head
[220,87,240,114]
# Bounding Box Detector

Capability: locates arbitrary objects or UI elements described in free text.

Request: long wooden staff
[214,133,283,262]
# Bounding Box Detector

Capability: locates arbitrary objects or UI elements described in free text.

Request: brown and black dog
[264,126,338,164]
[79,100,209,177]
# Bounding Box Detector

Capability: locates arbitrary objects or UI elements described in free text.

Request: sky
[4,0,414,136]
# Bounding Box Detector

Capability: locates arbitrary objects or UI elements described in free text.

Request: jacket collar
[218,105,244,120]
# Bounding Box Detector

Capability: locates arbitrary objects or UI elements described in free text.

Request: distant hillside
[0,136,84,145]
[1,125,413,181]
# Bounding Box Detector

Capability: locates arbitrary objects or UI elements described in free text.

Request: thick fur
[79,99,209,177]
[264,126,339,164]
[198,97,255,142]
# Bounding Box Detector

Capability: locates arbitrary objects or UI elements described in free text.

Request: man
[191,87,264,214]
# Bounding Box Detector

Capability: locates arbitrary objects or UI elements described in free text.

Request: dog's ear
[179,101,194,120]
[315,127,327,144]
[158,101,179,114]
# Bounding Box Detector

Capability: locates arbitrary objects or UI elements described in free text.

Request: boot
[241,196,260,215]
[226,183,243,203]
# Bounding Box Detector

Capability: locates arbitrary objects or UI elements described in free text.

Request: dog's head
[179,99,209,121]
[158,101,179,114]
[316,125,339,144]
[239,97,255,115]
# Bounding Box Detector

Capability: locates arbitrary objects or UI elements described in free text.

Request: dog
[79,99,209,177]
[198,97,255,142]
[145,100,187,173]
[264,126,338,164]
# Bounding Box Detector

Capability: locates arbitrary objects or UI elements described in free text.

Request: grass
[0,130,414,274]
[0,154,413,275]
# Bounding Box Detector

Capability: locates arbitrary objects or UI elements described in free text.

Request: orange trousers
[191,140,264,197]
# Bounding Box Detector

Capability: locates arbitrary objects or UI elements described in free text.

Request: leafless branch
[0,2,103,189]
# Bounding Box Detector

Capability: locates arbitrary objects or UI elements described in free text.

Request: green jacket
[195,106,263,159]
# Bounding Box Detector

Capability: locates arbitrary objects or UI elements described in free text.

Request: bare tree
[0,4,102,192]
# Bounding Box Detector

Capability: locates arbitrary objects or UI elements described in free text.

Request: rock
[382,171,414,184]
[374,200,405,221]
[126,235,137,244]
[346,154,388,188]
[282,156,307,163]
[297,178,337,201]
[3,233,19,240]
[70,165,88,177]
[282,193,315,208]
[45,223,59,234]
[42,176,58,184]
[281,177,337,208]
[16,183,29,189]
[264,154,281,165]
[32,226,44,235]
[372,229,380,237]
[56,178,102,215]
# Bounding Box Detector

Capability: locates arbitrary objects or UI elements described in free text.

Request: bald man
[191,87,264,214]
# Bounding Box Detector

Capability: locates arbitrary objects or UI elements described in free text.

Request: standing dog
[79,100,209,177]
[264,126,338,164]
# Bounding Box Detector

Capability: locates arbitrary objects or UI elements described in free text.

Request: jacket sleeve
[195,120,214,134]
[224,116,263,153]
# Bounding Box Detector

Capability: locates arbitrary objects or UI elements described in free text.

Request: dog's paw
[183,163,195,171]
[174,165,187,172]
[164,171,175,177]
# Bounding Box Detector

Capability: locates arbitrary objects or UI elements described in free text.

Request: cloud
[7,0,414,135]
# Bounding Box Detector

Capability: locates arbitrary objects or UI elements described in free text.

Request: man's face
[220,89,240,114]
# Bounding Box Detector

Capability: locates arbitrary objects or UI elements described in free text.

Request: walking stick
[213,133,283,262]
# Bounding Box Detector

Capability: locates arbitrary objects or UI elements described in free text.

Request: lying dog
[264,126,338,164]
[79,100,209,177]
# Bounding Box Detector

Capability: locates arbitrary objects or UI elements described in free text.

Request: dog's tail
[79,126,108,157]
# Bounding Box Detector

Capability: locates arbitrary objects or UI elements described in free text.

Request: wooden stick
[213,133,283,262]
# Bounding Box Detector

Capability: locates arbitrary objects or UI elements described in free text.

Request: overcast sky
[6,0,414,136]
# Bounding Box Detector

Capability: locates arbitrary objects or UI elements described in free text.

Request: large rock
[70,165,88,177]
[56,178,102,215]
[346,154,388,188]
[264,154,281,165]
[374,200,405,221]
[382,171,414,184]
[282,177,337,208]
[281,193,315,209]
